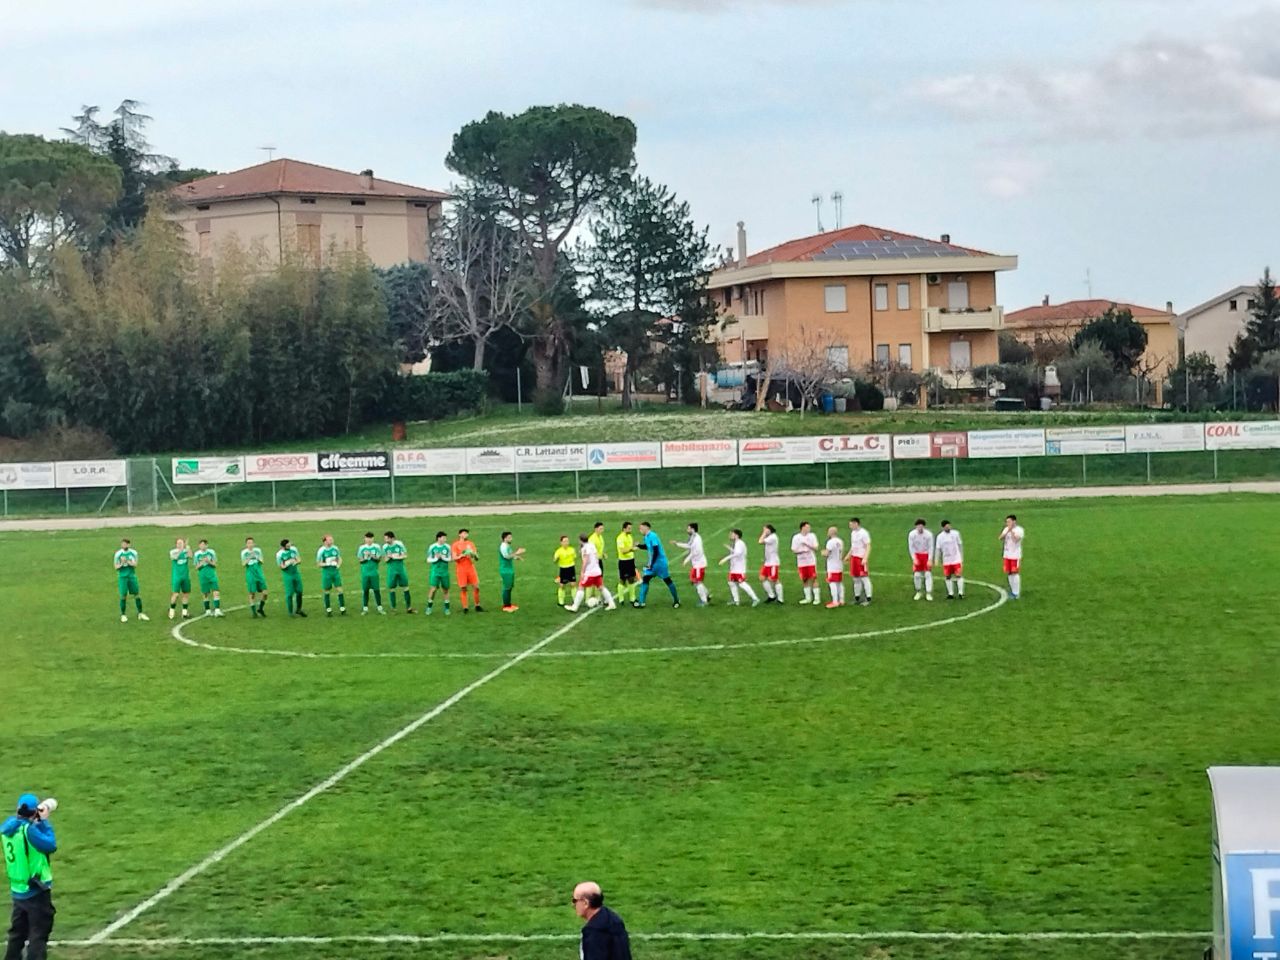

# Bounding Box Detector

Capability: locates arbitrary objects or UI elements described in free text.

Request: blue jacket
[2,816,56,898]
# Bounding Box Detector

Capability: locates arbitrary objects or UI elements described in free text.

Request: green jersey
[193,548,217,570]
[170,547,191,575]
[499,542,516,575]
[277,546,302,572]
[114,548,139,574]
[357,543,383,574]
[383,539,408,567]
[316,545,341,568]
[426,543,452,565]
[240,546,264,568]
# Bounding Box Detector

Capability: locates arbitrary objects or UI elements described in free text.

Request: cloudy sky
[4,0,1278,311]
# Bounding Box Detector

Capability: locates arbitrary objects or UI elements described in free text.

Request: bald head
[572,881,603,919]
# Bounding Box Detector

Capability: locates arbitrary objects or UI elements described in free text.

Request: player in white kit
[821,526,845,608]
[564,534,617,612]
[758,524,783,603]
[674,522,711,606]
[845,517,872,606]
[791,521,820,604]
[998,514,1025,600]
[719,529,760,606]
[908,518,935,601]
[934,519,965,600]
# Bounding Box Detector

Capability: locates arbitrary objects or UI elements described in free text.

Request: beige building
[168,159,447,268]
[1176,284,1277,368]
[709,223,1017,383]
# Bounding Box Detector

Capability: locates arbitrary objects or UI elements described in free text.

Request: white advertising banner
[465,446,518,475]
[172,457,245,484]
[892,434,933,460]
[1045,426,1126,455]
[1204,421,1280,450]
[737,437,817,466]
[967,429,1047,459]
[1125,423,1205,453]
[586,442,662,470]
[55,459,127,488]
[393,448,468,476]
[514,444,588,473]
[814,434,892,463]
[0,462,55,491]
[244,452,319,483]
[661,440,738,468]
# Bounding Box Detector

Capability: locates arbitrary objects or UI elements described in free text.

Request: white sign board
[393,448,468,476]
[514,444,588,473]
[892,434,932,460]
[586,443,662,470]
[737,437,817,466]
[0,462,55,490]
[1125,423,1205,453]
[172,457,245,485]
[967,429,1046,459]
[244,452,319,483]
[1204,421,1280,450]
[661,440,738,468]
[465,447,517,475]
[1044,426,1126,455]
[814,434,892,463]
[55,459,127,488]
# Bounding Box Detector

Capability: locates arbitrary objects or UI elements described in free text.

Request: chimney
[359,168,374,190]
[1166,300,1173,314]
[736,221,747,265]
[941,233,951,244]
[1042,295,1050,307]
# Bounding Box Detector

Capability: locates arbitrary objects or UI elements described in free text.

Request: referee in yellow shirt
[615,521,637,605]
[554,535,577,606]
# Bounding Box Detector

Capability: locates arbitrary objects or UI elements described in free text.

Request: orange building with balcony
[708,224,1017,382]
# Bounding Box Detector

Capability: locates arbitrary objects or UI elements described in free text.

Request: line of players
[110,514,1025,622]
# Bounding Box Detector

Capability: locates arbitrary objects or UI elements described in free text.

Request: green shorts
[170,575,192,594]
[321,568,343,591]
[117,573,140,597]
[386,565,409,589]
[198,571,220,594]
[428,566,450,589]
[283,572,304,596]
[360,572,380,590]
[245,569,268,593]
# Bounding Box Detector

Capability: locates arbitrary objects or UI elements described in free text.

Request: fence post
[152,459,160,512]
[331,479,337,507]
[700,466,706,496]
[1016,457,1022,483]
[271,482,277,509]
[213,484,219,510]
[65,488,70,513]
[635,469,641,499]
[452,474,458,504]
[1082,454,1087,485]
[514,471,520,502]
[952,458,958,487]
[1146,453,1152,484]
[390,473,396,505]
[126,468,133,515]
[2,490,6,516]
[1213,448,1219,481]
[762,465,768,495]
[824,462,830,492]
[574,471,580,501]
[887,459,893,488]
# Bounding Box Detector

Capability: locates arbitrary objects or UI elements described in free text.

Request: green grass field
[2,493,1276,960]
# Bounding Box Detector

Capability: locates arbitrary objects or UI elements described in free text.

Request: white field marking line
[53,929,1210,948]
[89,609,595,944]
[172,573,1004,661]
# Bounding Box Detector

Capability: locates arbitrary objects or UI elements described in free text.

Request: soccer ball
[586,597,601,609]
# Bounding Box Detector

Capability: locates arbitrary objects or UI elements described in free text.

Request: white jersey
[581,541,602,577]
[761,533,780,567]
[824,536,844,574]
[678,532,707,569]
[908,529,934,556]
[936,529,963,564]
[1002,525,1025,560]
[727,539,748,576]
[791,532,818,567]
[847,528,871,559]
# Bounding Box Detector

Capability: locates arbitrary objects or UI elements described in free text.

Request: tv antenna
[811,193,824,233]
[1083,267,1093,298]
[259,145,277,161]
[831,191,844,229]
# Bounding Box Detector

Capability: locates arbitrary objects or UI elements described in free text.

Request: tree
[0,273,57,436]
[778,325,839,416]
[1168,351,1220,410]
[997,330,1034,365]
[1258,349,1280,414]
[1073,306,1148,373]
[379,261,433,365]
[0,133,121,272]
[445,104,637,391]
[1056,341,1115,403]
[586,176,712,409]
[1228,268,1280,372]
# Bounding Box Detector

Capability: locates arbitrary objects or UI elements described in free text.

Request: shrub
[385,370,489,422]
[853,380,885,411]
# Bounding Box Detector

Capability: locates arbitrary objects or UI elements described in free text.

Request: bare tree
[778,324,840,417]
[429,199,533,370]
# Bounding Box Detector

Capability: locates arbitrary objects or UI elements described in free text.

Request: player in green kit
[168,536,193,620]
[499,531,526,612]
[276,538,307,617]
[316,534,346,616]
[193,539,223,616]
[382,531,413,613]
[114,538,149,622]
[241,536,269,618]
[425,530,452,615]
[357,531,385,615]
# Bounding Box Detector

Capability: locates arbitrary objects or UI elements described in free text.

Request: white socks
[740,582,758,603]
[924,572,933,594]
[695,583,709,603]
[775,583,784,602]
[827,582,843,604]
[945,578,954,597]
[729,582,740,603]
[601,586,615,606]
[913,572,923,591]
[957,577,965,595]
[1008,574,1021,596]
[761,580,775,599]
[861,577,872,599]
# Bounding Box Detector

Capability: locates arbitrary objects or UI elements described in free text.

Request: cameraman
[571,882,631,960]
[3,794,56,960]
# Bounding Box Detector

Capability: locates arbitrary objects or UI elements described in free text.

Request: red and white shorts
[689,566,706,583]
[1003,558,1020,574]
[848,556,868,578]
[759,564,780,581]
[943,563,962,577]
[728,572,746,583]
[912,553,932,573]
[797,564,817,582]
[580,574,603,588]
[826,570,843,583]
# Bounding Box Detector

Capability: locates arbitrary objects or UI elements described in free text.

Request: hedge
[384,370,489,422]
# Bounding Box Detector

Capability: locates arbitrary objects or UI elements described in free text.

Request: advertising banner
[318,451,390,478]
[892,434,932,460]
[0,462,56,491]
[393,448,468,476]
[1125,423,1205,453]
[737,437,817,466]
[1204,421,1280,450]
[514,444,588,473]
[465,446,518,475]
[661,440,738,468]
[586,442,662,470]
[244,452,319,483]
[929,432,969,458]
[55,459,128,488]
[967,429,1046,459]
[1045,426,1126,455]
[814,434,892,463]
[172,457,245,485]
[1226,853,1280,960]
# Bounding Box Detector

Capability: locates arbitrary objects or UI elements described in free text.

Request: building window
[723,289,732,309]
[350,199,366,206]
[947,280,969,310]
[297,223,321,265]
[413,201,430,208]
[195,204,210,211]
[198,230,211,259]
[824,284,847,313]
[753,289,765,315]
[897,282,910,310]
[1247,298,1257,310]
[898,343,912,368]
[300,197,317,205]
[1228,299,1238,311]
[875,343,890,365]
[949,340,972,370]
[874,284,889,311]
[355,224,364,252]
[827,345,849,372]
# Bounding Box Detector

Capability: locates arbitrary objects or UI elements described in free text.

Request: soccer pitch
[3,492,1276,960]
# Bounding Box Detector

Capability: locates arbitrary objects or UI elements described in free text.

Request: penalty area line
[88,609,595,945]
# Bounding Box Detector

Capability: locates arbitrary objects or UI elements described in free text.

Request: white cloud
[982,157,1048,199]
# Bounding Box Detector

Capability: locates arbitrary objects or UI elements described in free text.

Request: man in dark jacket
[572,881,631,960]
[3,793,57,960]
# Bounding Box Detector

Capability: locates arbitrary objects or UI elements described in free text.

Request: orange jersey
[452,539,477,569]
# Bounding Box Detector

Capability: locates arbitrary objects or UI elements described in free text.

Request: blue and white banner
[1227,853,1280,959]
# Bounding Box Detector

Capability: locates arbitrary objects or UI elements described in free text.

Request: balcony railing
[924,305,1004,332]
